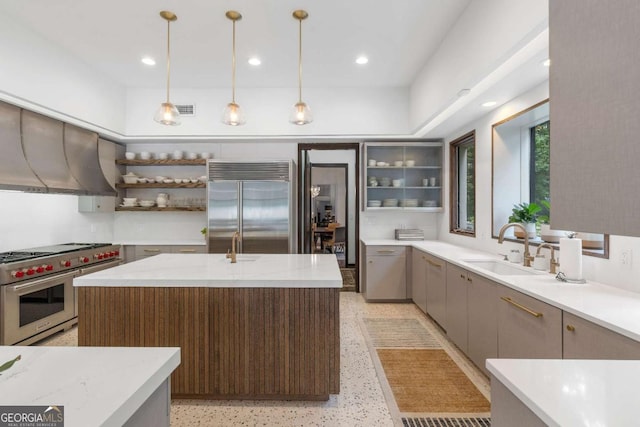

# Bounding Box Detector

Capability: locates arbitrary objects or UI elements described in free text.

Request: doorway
[298,143,360,292]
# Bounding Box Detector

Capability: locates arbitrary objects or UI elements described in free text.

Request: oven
[1,270,76,346]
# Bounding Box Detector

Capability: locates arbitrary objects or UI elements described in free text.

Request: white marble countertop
[0,346,180,427]
[487,358,640,427]
[361,239,640,342]
[74,253,343,288]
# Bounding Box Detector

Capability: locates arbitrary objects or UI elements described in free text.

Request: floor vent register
[402,417,491,427]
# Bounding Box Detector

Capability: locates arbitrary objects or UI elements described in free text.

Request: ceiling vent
[176,104,196,116]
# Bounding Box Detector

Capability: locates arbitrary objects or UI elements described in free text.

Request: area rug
[363,318,441,348]
[340,268,356,292]
[377,349,491,414]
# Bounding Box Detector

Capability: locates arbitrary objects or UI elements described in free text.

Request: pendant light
[222,11,246,126]
[290,10,313,125]
[154,11,181,126]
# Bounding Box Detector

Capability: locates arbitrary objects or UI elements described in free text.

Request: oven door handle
[11,271,77,294]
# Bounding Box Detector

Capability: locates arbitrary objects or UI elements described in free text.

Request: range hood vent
[0,101,47,192]
[176,104,195,116]
[0,101,116,196]
[64,124,116,196]
[21,110,84,194]
[208,160,292,182]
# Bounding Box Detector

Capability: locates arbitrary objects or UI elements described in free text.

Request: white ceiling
[0,0,472,89]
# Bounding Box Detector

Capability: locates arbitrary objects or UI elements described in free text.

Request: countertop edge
[103,347,181,427]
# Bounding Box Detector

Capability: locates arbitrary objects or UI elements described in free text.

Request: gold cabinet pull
[460,274,465,279]
[178,249,196,253]
[467,276,473,283]
[376,250,395,254]
[143,249,161,253]
[427,259,442,268]
[500,296,543,318]
[566,325,576,332]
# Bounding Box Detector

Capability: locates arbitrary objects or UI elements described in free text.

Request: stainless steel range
[0,243,121,345]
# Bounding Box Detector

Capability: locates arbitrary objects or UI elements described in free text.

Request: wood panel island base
[75,254,342,400]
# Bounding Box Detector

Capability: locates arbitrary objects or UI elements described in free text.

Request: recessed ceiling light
[248,57,261,66]
[543,59,551,67]
[355,56,369,65]
[141,56,156,66]
[482,101,497,107]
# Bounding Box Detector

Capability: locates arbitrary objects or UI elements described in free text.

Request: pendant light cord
[166,19,171,103]
[298,17,303,103]
[232,19,237,103]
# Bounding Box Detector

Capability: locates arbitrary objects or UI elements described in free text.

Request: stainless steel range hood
[0,101,116,196]
[0,101,47,192]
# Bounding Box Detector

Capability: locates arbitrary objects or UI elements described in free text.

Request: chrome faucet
[498,223,534,267]
[536,243,559,274]
[226,231,239,263]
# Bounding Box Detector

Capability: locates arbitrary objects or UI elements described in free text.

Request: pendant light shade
[290,10,313,125]
[222,11,246,126]
[154,11,181,126]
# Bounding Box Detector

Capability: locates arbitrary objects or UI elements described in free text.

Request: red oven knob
[80,256,89,263]
[45,265,53,271]
[26,268,35,275]
[11,270,25,278]
[114,250,120,256]
[95,253,104,260]
[109,251,115,257]
[36,265,45,273]
[61,260,71,267]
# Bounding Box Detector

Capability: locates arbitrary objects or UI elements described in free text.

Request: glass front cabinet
[363,142,443,211]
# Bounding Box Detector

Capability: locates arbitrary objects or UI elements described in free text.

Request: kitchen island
[0,346,180,427]
[74,253,342,400]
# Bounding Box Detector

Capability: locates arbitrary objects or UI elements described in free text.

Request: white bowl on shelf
[405,160,415,167]
[163,178,174,184]
[125,152,136,160]
[157,152,169,160]
[140,151,151,160]
[139,200,155,207]
[122,175,138,184]
[394,160,404,167]
[367,200,382,207]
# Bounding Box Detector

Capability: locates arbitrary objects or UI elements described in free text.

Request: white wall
[0,191,114,252]
[438,82,640,293]
[0,12,126,135]
[126,87,409,137]
[410,0,548,131]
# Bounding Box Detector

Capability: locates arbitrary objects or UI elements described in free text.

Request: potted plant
[508,202,540,238]
[201,227,207,241]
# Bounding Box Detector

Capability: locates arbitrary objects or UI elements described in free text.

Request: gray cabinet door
[425,253,447,329]
[467,272,498,376]
[365,246,407,301]
[550,0,640,236]
[563,312,640,359]
[497,287,562,359]
[411,249,427,312]
[445,263,468,353]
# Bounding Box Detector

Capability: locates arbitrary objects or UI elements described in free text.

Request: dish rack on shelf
[395,229,425,241]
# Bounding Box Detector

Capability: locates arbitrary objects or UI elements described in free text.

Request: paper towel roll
[559,237,583,280]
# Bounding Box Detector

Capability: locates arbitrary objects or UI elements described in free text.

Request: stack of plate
[382,198,398,207]
[378,177,391,187]
[423,200,438,207]
[367,200,382,207]
[400,199,419,207]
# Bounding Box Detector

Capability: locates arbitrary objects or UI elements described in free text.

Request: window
[529,120,550,212]
[450,131,475,236]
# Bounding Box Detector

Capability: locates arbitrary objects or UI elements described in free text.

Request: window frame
[449,130,476,237]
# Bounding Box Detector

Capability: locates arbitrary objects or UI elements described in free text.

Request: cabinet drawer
[172,245,206,254]
[134,245,172,258]
[497,288,562,359]
[563,312,640,359]
[368,246,406,257]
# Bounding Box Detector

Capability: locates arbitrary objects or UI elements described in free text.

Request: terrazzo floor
[37,292,490,426]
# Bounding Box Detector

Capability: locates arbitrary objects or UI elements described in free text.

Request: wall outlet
[621,249,632,267]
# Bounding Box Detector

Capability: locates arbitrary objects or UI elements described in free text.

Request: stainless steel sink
[462,260,538,276]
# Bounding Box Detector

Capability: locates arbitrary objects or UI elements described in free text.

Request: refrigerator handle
[238,181,243,253]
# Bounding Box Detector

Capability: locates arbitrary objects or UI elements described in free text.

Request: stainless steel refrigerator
[207,160,296,254]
